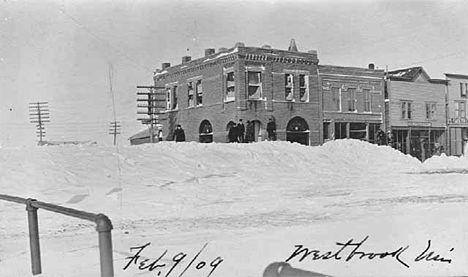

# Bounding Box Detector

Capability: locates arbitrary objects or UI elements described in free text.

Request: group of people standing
[228,119,250,143]
[375,129,393,146]
[173,118,278,143]
[228,118,277,143]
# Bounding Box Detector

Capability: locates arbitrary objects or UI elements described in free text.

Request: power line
[394,51,467,70]
[57,6,153,73]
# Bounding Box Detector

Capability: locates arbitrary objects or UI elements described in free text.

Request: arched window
[199,120,213,143]
[286,116,310,145]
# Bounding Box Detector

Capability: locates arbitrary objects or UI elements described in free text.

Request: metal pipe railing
[0,194,114,277]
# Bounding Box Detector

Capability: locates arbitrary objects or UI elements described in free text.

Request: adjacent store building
[319,64,385,143]
[385,67,447,161]
[444,73,468,156]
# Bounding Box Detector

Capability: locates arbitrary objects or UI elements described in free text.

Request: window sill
[273,100,310,103]
[248,97,267,101]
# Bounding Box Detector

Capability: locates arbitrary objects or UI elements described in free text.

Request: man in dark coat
[375,129,386,145]
[267,118,276,141]
[246,120,254,143]
[237,119,245,143]
[173,124,186,142]
[228,124,238,143]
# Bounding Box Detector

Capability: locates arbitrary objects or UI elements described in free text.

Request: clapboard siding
[388,81,446,128]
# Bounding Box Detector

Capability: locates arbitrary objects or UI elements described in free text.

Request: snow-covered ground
[1,139,467,277]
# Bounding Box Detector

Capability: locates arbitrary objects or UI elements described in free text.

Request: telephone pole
[136,86,165,143]
[109,121,121,145]
[29,102,50,143]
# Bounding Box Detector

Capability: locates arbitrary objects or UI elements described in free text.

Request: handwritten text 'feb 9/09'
[123,242,223,277]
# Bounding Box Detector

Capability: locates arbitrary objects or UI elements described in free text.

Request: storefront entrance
[287,117,310,145]
[392,128,444,161]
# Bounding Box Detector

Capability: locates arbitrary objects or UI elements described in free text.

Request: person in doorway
[387,131,394,148]
[173,124,186,142]
[237,119,245,143]
[246,120,254,143]
[267,118,277,141]
[375,129,386,145]
[228,123,238,143]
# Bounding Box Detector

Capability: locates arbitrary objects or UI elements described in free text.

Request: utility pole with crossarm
[136,86,166,143]
[109,121,121,145]
[29,102,50,144]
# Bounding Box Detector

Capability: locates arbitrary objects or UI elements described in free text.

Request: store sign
[449,117,468,124]
[408,122,432,127]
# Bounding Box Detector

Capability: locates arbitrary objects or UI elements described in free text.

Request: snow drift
[0,139,466,277]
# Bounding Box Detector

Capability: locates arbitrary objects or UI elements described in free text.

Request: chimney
[261,45,272,49]
[235,42,245,48]
[218,47,228,52]
[204,48,215,57]
[161,63,171,70]
[182,56,191,63]
[288,38,298,52]
[368,63,375,70]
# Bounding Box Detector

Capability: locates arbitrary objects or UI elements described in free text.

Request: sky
[1,0,467,147]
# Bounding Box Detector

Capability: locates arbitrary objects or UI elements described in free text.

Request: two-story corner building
[319,64,385,144]
[444,73,468,156]
[385,67,447,161]
[152,40,322,145]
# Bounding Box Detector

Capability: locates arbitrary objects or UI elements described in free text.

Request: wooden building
[444,73,468,156]
[385,67,447,161]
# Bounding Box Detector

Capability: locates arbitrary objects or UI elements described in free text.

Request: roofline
[387,66,432,82]
[444,73,468,79]
[155,45,318,76]
[428,79,449,84]
[319,64,384,72]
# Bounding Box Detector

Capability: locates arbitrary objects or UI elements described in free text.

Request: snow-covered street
[1,140,467,277]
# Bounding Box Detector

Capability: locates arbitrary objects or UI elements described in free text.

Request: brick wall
[153,46,322,145]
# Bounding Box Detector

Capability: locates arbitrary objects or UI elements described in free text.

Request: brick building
[444,73,468,156]
[151,40,322,145]
[385,67,447,161]
[319,64,385,143]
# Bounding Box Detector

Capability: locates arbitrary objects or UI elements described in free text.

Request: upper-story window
[165,84,178,110]
[299,74,309,102]
[166,88,171,110]
[225,71,235,102]
[196,79,203,106]
[347,88,356,111]
[455,101,466,118]
[363,89,371,112]
[425,102,437,120]
[285,74,294,100]
[462,83,468,97]
[247,71,262,99]
[187,82,194,107]
[401,100,413,119]
[172,86,178,110]
[332,87,341,111]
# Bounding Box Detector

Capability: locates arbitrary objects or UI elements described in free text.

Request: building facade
[444,73,468,156]
[319,65,385,143]
[385,67,447,161]
[152,41,322,145]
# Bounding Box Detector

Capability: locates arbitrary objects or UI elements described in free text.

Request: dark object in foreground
[263,262,332,277]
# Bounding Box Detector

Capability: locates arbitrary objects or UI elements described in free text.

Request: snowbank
[421,153,468,172]
[0,140,466,277]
